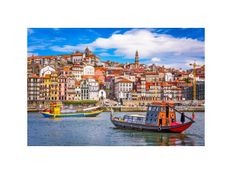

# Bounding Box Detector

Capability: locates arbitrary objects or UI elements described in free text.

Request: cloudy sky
[28,28,204,69]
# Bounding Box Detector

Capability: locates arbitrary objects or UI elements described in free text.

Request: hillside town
[27,47,205,110]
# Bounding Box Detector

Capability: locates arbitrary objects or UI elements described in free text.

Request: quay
[107,106,204,112]
[27,100,205,112]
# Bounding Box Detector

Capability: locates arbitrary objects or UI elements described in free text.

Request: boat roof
[124,114,146,118]
[150,101,175,107]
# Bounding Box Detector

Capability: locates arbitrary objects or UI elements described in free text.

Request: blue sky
[28,28,204,69]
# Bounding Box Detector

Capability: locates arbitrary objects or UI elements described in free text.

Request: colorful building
[27,74,42,101]
[49,72,59,101]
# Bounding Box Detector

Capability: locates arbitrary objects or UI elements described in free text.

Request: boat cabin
[146,102,176,126]
[123,114,146,124]
[49,102,62,115]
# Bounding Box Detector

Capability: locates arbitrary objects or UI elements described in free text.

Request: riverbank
[28,108,41,112]
[28,105,204,113]
[28,106,204,112]
[100,106,204,112]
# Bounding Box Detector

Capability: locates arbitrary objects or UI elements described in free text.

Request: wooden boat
[110,101,195,133]
[41,102,103,118]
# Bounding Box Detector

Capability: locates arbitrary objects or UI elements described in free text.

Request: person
[171,117,175,123]
[181,112,185,124]
[159,118,162,127]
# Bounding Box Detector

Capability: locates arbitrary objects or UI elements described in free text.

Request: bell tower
[135,50,139,67]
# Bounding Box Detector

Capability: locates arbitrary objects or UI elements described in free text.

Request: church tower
[135,50,139,67]
[85,47,92,56]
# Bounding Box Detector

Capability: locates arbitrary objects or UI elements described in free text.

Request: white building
[74,85,81,101]
[165,72,174,82]
[114,78,133,100]
[89,79,99,100]
[80,80,89,100]
[83,65,95,75]
[71,65,83,81]
[123,74,136,82]
[80,78,99,100]
[189,73,204,82]
[71,52,84,63]
[96,61,105,67]
[99,89,106,100]
[39,65,55,77]
[66,75,76,101]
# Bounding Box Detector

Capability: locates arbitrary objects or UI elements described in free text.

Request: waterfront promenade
[28,101,205,112]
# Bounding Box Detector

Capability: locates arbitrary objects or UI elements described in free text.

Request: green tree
[184,78,191,83]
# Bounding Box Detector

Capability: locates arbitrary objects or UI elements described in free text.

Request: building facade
[66,75,76,101]
[27,75,41,101]
[80,78,99,100]
[114,78,133,100]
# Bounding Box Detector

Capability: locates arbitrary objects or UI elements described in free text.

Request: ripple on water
[28,112,204,146]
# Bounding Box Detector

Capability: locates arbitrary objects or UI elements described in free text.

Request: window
[161,107,165,112]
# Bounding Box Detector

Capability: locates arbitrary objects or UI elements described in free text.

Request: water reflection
[154,133,195,146]
[113,128,195,146]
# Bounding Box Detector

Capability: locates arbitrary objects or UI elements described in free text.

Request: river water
[28,112,204,146]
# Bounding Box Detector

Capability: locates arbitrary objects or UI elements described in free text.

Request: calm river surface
[28,112,204,146]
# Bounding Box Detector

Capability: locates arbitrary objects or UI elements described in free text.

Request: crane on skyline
[189,61,201,100]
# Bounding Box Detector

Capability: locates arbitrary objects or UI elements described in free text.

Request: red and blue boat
[110,101,195,133]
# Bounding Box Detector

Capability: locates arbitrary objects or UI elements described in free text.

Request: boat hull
[41,110,103,118]
[110,118,193,133]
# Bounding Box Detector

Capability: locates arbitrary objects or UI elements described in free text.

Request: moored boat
[110,101,195,133]
[41,102,103,118]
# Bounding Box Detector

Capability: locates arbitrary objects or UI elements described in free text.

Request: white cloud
[50,44,95,53]
[80,29,204,59]
[28,45,47,52]
[49,29,204,69]
[151,57,161,62]
[98,52,111,57]
[50,45,78,52]
[50,29,204,59]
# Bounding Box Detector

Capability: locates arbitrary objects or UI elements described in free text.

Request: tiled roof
[145,72,159,75]
[72,53,83,56]
[28,74,40,78]
[116,79,132,83]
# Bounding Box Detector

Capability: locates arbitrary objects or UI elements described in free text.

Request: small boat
[110,101,195,133]
[41,102,103,118]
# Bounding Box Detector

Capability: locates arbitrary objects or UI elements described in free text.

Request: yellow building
[50,72,59,101]
[41,74,51,100]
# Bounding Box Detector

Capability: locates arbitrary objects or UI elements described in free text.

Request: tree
[63,100,98,105]
[184,78,191,83]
